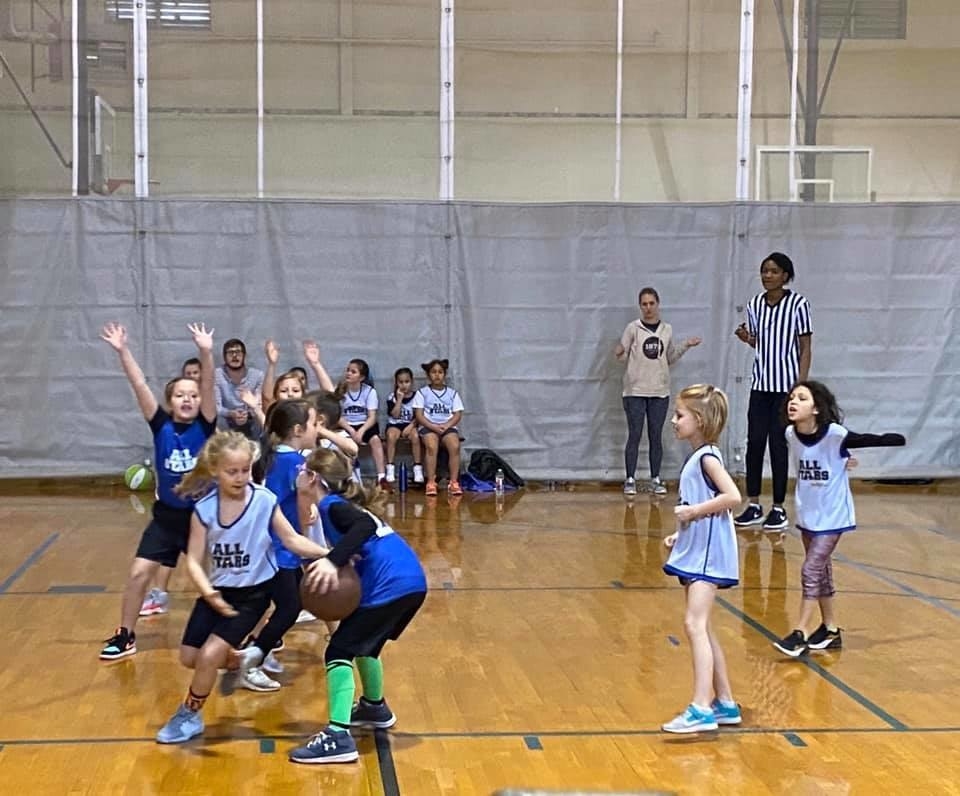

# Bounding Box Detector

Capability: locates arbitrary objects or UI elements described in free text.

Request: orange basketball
[299,563,362,622]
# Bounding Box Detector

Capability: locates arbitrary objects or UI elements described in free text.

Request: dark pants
[622,396,670,480]
[746,390,789,504]
[253,567,302,654]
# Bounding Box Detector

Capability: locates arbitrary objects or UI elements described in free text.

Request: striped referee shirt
[746,289,812,392]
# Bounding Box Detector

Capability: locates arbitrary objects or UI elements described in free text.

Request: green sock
[356,656,384,702]
[325,659,356,728]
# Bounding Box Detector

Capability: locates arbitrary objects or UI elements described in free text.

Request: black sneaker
[807,624,842,650]
[734,504,764,526]
[773,629,808,658]
[100,627,137,660]
[762,506,788,530]
[350,697,397,729]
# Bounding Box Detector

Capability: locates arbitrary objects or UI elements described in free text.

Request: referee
[733,252,812,531]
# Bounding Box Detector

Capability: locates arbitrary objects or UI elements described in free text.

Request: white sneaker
[650,476,667,495]
[295,609,316,624]
[237,644,264,674]
[623,478,637,496]
[241,667,281,692]
[139,588,169,616]
[262,650,284,674]
[412,464,425,484]
[385,464,396,483]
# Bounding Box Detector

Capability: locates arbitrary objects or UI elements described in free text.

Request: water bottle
[398,462,408,493]
[494,468,505,495]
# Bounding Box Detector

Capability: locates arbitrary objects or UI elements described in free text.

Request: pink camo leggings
[800,531,842,599]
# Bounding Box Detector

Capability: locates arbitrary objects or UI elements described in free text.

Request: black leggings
[253,567,302,654]
[622,396,669,479]
[745,390,789,504]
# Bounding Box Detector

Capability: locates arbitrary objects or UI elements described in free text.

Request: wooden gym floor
[0,480,959,795]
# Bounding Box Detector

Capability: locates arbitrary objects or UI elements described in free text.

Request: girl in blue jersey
[155,431,332,744]
[99,322,218,662]
[288,447,428,765]
[233,399,321,691]
[773,380,905,657]
[661,384,743,734]
[412,359,464,496]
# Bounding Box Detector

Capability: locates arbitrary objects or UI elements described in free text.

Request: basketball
[123,464,154,492]
[299,564,362,621]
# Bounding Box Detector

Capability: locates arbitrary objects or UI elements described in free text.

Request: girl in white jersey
[154,431,331,745]
[412,359,465,496]
[661,384,743,734]
[337,358,388,486]
[773,381,905,658]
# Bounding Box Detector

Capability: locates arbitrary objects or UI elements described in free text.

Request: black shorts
[181,578,275,649]
[329,591,426,659]
[385,422,414,435]
[134,503,193,568]
[350,424,381,444]
[418,426,460,440]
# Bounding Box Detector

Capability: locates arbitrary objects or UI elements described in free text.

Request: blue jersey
[149,408,216,510]
[319,494,427,608]
[663,444,739,587]
[264,446,305,569]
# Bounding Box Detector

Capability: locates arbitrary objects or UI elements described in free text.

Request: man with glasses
[214,338,265,439]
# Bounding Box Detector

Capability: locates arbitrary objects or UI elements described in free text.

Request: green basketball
[124,464,154,492]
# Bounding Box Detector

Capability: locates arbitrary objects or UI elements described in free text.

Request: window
[813,0,907,40]
[86,40,128,71]
[106,1,211,30]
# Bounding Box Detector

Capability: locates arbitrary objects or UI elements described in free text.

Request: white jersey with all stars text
[341,384,379,426]
[786,423,856,534]
[411,385,464,425]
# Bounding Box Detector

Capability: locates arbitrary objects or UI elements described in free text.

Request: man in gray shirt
[214,338,264,439]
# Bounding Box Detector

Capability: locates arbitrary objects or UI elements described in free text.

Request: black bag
[467,449,525,488]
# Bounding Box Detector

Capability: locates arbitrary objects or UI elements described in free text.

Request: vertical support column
[132,0,149,197]
[439,0,455,200]
[802,0,819,200]
[71,0,79,195]
[613,0,623,201]
[735,0,754,200]
[257,0,264,197]
[338,0,354,115]
[788,0,800,201]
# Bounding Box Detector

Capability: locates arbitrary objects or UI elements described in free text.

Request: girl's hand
[685,336,702,349]
[238,388,259,409]
[303,557,340,594]
[265,339,279,364]
[100,322,127,351]
[846,456,859,470]
[204,590,239,617]
[302,340,321,365]
[674,504,697,526]
[187,322,214,352]
[307,504,319,525]
[401,424,416,440]
[664,532,679,548]
[734,324,753,344]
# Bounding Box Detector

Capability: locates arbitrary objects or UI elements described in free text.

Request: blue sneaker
[711,699,743,726]
[156,705,204,744]
[289,727,359,764]
[661,704,719,734]
[350,697,397,729]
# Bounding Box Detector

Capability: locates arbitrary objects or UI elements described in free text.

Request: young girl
[235,399,321,691]
[240,368,305,428]
[155,431,331,744]
[99,322,218,661]
[661,384,743,734]
[288,448,427,764]
[337,358,387,486]
[773,380,905,657]
[411,359,464,497]
[384,367,424,484]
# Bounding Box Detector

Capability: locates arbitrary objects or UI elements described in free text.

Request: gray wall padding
[1,198,956,480]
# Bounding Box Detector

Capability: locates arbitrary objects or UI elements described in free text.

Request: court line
[831,554,960,620]
[717,597,908,730]
[2,725,959,748]
[0,533,59,594]
[374,730,400,796]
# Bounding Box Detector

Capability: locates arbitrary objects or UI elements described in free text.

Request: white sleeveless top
[663,445,739,586]
[786,423,856,534]
[194,483,279,588]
